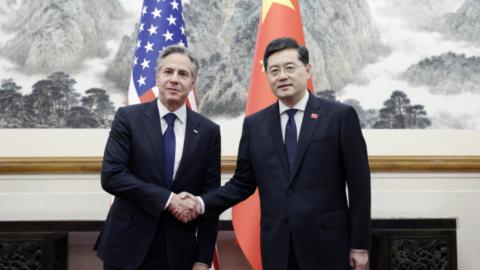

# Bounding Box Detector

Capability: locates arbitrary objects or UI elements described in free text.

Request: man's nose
[169,73,179,83]
[278,71,288,80]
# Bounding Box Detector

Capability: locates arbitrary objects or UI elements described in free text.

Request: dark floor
[216,231,252,270]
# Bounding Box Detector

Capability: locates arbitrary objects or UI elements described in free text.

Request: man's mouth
[277,84,291,90]
[166,88,180,92]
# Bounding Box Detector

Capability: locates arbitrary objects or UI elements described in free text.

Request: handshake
[167,192,203,223]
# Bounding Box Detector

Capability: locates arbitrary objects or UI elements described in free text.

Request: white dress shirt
[279,91,309,142]
[158,100,187,209]
[157,100,187,179]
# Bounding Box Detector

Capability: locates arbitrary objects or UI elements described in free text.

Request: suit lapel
[289,94,323,183]
[171,108,199,189]
[268,103,291,180]
[142,100,166,186]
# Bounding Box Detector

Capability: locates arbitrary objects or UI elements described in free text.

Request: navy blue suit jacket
[95,100,220,270]
[202,94,371,270]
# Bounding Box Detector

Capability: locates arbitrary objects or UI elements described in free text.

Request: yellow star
[260,60,265,73]
[262,0,295,23]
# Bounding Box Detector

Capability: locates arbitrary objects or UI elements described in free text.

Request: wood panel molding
[0,157,102,174]
[1,156,480,174]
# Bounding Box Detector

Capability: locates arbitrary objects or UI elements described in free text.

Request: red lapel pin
[310,113,318,119]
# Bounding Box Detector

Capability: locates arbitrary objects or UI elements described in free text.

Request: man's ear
[189,84,196,94]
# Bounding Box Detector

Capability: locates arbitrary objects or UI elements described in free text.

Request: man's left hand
[349,250,369,270]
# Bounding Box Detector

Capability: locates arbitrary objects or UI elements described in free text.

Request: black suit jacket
[95,100,220,270]
[202,94,371,270]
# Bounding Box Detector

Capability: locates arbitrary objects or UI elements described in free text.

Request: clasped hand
[167,192,202,223]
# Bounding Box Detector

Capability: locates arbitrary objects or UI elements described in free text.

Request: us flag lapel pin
[310,113,318,119]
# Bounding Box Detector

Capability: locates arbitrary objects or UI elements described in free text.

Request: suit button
[283,218,289,224]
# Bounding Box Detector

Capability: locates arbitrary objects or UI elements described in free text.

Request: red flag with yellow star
[232,1,311,269]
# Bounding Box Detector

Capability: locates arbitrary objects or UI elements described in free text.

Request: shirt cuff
[196,196,205,214]
[163,192,173,210]
[350,249,368,253]
[193,262,210,269]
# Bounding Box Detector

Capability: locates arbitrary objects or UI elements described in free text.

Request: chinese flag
[232,0,311,269]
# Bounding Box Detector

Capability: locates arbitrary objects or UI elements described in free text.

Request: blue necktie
[284,109,298,173]
[163,113,176,189]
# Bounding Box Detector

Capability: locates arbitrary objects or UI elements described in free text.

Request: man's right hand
[349,250,369,270]
[168,192,202,223]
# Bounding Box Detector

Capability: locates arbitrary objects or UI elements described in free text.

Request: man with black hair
[179,37,371,270]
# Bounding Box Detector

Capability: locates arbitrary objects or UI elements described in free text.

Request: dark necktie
[284,109,298,173]
[163,113,176,189]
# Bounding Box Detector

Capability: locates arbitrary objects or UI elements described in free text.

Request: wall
[1,128,480,157]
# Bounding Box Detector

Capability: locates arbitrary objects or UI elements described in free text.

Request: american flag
[128,0,196,109]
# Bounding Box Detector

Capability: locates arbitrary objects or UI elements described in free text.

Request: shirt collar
[278,90,309,115]
[157,99,187,124]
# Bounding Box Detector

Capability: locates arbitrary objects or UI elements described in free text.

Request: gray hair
[155,45,199,79]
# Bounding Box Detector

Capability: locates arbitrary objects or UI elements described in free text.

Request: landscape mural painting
[1,0,479,130]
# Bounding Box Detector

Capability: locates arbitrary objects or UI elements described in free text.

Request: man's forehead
[268,60,299,67]
[267,49,300,66]
[159,58,192,72]
[160,53,191,65]
[160,63,190,70]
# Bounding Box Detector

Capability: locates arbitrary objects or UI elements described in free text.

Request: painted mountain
[106,0,387,117]
[1,0,125,73]
[402,52,480,95]
[2,0,478,129]
[428,0,480,46]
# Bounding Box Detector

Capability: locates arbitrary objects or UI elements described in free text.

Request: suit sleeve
[195,125,221,265]
[201,119,257,217]
[340,107,372,250]
[101,107,171,218]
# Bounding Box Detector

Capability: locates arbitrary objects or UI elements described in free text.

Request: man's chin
[164,96,187,106]
[164,94,181,101]
[275,91,293,99]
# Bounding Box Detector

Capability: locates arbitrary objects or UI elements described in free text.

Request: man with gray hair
[95,45,220,270]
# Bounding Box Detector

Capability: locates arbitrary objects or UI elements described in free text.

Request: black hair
[263,37,309,70]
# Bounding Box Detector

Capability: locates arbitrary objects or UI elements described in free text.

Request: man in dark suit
[180,37,371,270]
[95,45,220,270]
